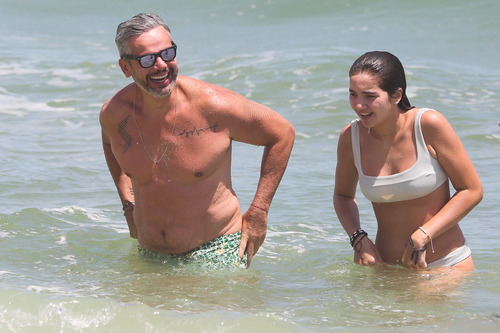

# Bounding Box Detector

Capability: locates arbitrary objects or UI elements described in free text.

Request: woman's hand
[353,236,383,266]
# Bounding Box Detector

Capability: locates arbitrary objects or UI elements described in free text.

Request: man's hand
[238,205,268,268]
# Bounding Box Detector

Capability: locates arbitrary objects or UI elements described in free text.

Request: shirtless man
[100,13,294,268]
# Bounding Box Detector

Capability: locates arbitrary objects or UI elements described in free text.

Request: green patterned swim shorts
[137,231,247,268]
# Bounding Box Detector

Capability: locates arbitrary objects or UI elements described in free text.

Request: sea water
[1,0,499,331]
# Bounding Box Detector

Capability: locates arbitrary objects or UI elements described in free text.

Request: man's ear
[119,59,133,78]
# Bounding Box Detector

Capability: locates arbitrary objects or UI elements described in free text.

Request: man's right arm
[100,110,137,238]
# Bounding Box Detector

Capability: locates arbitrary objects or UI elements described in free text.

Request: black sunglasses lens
[139,55,155,68]
[160,48,176,62]
[136,46,175,68]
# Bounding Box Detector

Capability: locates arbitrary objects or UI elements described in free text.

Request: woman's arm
[405,110,483,267]
[334,124,383,265]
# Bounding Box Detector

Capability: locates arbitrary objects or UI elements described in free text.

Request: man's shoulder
[100,84,134,126]
[180,76,241,101]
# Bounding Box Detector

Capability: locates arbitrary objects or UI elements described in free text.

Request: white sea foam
[295,132,312,139]
[27,285,65,294]
[1,1,499,331]
[0,87,73,116]
[0,231,15,238]
[55,235,67,245]
[61,255,78,265]
[0,62,44,77]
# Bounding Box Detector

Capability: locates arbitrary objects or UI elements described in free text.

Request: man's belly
[133,193,242,254]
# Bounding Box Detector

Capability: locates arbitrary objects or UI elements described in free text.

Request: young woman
[334,51,482,271]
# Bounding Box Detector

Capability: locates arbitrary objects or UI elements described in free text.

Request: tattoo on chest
[119,116,132,152]
[177,124,218,138]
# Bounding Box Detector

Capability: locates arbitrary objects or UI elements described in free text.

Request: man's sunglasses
[123,43,177,68]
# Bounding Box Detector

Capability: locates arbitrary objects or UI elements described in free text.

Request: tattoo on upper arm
[177,124,218,138]
[119,116,132,152]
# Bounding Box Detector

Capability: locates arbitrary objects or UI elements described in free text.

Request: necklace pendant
[132,85,178,165]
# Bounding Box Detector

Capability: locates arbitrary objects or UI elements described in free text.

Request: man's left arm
[228,97,295,267]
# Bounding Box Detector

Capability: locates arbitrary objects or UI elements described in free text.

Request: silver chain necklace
[132,86,177,164]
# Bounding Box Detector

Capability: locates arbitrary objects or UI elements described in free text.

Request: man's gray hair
[115,13,171,58]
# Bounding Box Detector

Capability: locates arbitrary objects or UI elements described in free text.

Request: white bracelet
[418,226,435,253]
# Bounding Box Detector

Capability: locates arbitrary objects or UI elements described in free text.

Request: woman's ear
[119,59,133,78]
[392,87,403,104]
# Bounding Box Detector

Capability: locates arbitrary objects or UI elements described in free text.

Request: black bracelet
[350,229,368,247]
[353,233,367,253]
[250,203,269,214]
[123,201,135,216]
[409,237,427,265]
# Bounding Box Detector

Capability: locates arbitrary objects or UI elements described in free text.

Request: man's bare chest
[112,118,231,184]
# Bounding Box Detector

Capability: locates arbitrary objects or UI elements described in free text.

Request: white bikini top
[351,108,448,203]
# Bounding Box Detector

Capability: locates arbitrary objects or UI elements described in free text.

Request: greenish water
[1,0,499,331]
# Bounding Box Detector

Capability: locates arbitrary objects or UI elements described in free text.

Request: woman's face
[349,72,397,128]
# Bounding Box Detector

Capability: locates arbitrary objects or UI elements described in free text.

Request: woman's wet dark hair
[349,51,413,112]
